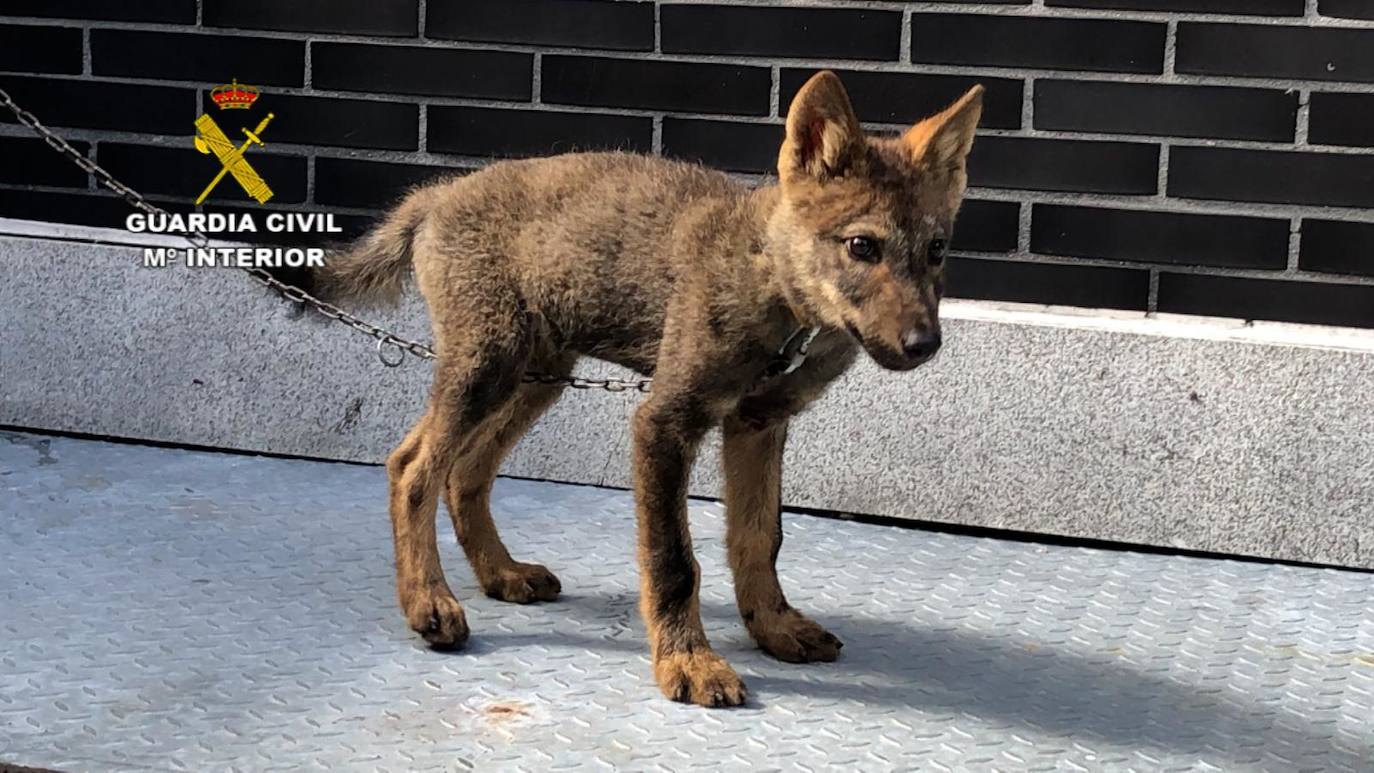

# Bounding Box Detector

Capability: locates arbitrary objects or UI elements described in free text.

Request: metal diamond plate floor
[2,431,1373,772]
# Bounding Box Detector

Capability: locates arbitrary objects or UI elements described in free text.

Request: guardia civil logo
[193,79,275,205]
[127,77,341,269]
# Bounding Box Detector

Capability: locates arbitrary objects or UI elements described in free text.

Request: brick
[92,30,305,87]
[780,69,1022,130]
[0,24,82,75]
[2,0,196,23]
[912,14,1164,74]
[1308,92,1374,148]
[970,137,1159,195]
[208,93,419,151]
[97,142,307,204]
[1048,0,1303,13]
[662,5,901,61]
[0,76,197,135]
[1032,205,1289,269]
[1318,0,1374,20]
[954,200,1020,254]
[430,106,652,158]
[1170,147,1374,209]
[313,43,531,101]
[0,137,90,188]
[0,189,156,229]
[314,158,458,210]
[205,0,417,36]
[661,119,780,174]
[428,0,653,52]
[1035,80,1296,142]
[947,257,1149,310]
[1177,23,1374,83]
[542,56,770,117]
[1158,273,1374,329]
[1300,219,1374,278]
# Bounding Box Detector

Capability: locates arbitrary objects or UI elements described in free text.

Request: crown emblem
[211,79,260,110]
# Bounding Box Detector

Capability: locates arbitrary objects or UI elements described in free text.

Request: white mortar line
[304,154,316,206]
[1162,19,1178,78]
[3,5,1369,28]
[960,187,1374,224]
[302,39,312,88]
[416,104,429,153]
[81,27,92,76]
[9,2,1373,27]
[1294,89,1311,146]
[1016,200,1032,255]
[654,2,662,54]
[1287,217,1303,272]
[86,140,98,192]
[531,52,543,105]
[1156,143,1171,201]
[899,5,913,63]
[953,246,1374,285]
[769,65,780,118]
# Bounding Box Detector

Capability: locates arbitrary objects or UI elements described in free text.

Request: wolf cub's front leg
[632,395,747,707]
[722,417,842,663]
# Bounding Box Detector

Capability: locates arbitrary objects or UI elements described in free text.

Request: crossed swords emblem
[193,112,275,205]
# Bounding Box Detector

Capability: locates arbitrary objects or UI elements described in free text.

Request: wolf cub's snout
[902,328,942,365]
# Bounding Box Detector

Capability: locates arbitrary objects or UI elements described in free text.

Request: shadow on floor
[473,591,1372,770]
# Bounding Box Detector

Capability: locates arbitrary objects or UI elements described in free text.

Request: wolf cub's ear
[779,70,865,184]
[903,85,985,173]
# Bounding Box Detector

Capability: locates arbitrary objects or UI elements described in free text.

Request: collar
[760,325,822,382]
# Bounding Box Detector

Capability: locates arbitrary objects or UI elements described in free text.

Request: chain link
[0,86,652,393]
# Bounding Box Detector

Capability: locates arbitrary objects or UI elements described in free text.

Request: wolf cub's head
[769,71,983,371]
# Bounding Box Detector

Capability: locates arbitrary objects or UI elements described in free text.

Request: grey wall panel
[3,234,1372,568]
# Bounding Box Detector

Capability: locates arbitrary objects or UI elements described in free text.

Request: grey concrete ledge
[2,220,1372,568]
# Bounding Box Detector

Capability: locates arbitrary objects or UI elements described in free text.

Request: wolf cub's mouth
[844,321,938,372]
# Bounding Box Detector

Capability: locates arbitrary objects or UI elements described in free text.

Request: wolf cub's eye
[927,238,948,267]
[846,236,881,263]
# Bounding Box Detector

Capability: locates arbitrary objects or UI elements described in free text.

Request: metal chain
[0,86,652,393]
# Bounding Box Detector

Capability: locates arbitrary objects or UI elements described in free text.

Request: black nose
[902,330,942,361]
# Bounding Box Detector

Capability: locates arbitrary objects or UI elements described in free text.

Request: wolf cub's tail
[267,193,429,308]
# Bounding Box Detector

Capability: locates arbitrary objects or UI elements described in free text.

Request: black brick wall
[0,2,1372,329]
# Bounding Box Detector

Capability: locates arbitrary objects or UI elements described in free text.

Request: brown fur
[290,71,983,706]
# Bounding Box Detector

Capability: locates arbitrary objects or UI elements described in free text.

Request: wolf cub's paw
[750,609,842,664]
[403,584,469,650]
[482,562,562,604]
[654,649,748,708]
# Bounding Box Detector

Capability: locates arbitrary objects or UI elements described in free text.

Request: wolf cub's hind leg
[387,302,531,649]
[444,372,568,604]
[388,412,469,649]
[722,417,842,663]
